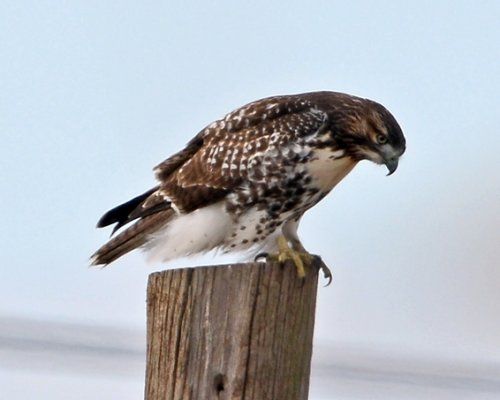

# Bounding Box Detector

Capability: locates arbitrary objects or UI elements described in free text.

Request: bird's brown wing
[91,94,327,265]
[153,94,328,212]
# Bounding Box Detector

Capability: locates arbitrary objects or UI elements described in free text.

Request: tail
[96,187,159,234]
[91,187,174,266]
[90,209,174,266]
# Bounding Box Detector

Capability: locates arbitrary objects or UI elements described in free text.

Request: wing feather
[92,93,329,265]
[155,95,328,212]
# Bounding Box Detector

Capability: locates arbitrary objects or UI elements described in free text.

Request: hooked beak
[384,157,399,176]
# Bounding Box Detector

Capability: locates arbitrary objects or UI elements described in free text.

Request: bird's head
[324,93,406,175]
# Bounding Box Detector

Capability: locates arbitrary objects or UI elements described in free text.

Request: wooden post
[145,259,322,400]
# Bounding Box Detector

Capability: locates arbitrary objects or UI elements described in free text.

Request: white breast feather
[144,202,232,263]
[307,150,357,192]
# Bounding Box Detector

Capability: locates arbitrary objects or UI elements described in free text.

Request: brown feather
[154,133,204,180]
[90,208,174,266]
[153,95,327,213]
[92,91,405,266]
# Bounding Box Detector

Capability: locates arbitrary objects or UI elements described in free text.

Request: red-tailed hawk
[91,91,405,279]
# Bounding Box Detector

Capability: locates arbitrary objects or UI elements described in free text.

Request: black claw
[254,252,269,262]
[322,271,333,287]
[311,255,332,286]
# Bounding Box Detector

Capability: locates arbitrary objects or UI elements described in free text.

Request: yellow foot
[254,237,332,285]
[268,236,314,279]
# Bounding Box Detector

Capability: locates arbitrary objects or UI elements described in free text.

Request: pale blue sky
[1,0,499,366]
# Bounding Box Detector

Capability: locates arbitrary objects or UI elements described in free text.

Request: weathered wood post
[145,259,323,400]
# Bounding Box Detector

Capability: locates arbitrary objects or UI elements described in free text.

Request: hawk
[91,91,405,279]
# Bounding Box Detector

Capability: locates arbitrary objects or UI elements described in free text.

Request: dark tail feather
[90,208,174,266]
[96,187,159,229]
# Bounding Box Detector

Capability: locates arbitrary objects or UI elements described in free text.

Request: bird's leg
[277,235,307,278]
[263,235,313,279]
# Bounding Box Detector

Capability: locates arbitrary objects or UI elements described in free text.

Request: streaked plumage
[91,91,405,266]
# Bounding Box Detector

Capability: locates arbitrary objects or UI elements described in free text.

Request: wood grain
[145,260,321,400]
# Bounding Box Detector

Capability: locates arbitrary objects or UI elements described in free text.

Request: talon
[310,255,332,286]
[321,265,333,286]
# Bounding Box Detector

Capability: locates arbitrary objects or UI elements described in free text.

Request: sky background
[1,1,499,398]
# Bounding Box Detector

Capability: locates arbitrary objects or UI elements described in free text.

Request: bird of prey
[91,91,405,279]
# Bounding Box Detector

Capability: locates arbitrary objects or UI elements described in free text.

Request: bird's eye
[376,134,388,144]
